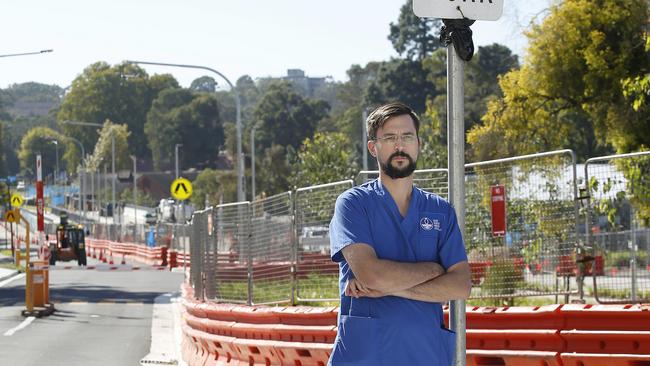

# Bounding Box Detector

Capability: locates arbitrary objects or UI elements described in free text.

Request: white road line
[3,316,35,336]
[0,273,25,288]
[140,293,184,366]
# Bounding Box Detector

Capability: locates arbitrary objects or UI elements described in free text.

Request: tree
[190,168,221,208]
[145,89,223,170]
[468,0,649,161]
[0,122,6,177]
[189,76,217,93]
[18,127,68,178]
[253,81,329,152]
[364,58,436,115]
[57,61,179,158]
[388,0,443,61]
[85,121,131,172]
[257,144,294,196]
[290,132,359,188]
[424,45,519,142]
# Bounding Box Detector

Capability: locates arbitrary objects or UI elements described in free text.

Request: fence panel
[190,210,204,300]
[294,180,353,303]
[249,192,294,305]
[209,202,251,304]
[586,151,650,303]
[465,150,579,301]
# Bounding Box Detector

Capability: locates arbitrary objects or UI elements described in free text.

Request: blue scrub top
[328,179,467,366]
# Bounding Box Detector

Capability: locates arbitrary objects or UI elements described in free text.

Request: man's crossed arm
[341,243,471,303]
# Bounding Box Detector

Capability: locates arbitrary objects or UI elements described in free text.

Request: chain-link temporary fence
[209,201,251,304]
[465,150,579,301]
[585,151,650,303]
[294,180,354,303]
[76,149,648,305]
[250,192,294,305]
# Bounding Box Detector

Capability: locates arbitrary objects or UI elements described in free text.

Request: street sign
[36,154,44,231]
[413,0,504,21]
[10,193,24,208]
[490,184,506,237]
[170,178,193,201]
[5,209,20,223]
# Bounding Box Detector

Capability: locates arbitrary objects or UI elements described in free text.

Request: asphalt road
[0,256,183,366]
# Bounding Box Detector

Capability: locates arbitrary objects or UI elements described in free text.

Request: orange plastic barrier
[463,305,564,330]
[561,352,650,366]
[561,330,650,354]
[466,350,562,366]
[561,304,650,331]
[467,329,563,352]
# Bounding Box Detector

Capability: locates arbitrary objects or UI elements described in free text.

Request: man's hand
[344,278,386,298]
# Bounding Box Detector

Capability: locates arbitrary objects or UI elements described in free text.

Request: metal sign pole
[447,39,467,366]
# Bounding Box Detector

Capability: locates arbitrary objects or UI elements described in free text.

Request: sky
[0,0,551,89]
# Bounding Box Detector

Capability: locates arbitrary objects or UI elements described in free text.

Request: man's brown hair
[366,102,420,140]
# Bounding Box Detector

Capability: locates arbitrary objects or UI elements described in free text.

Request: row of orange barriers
[86,238,188,268]
[180,286,650,366]
[180,284,336,366]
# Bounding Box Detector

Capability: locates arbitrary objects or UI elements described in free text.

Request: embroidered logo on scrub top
[420,217,442,231]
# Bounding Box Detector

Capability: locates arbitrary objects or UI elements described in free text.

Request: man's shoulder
[338,180,377,202]
[415,187,453,212]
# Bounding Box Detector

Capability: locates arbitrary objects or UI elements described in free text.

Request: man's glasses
[373,134,417,145]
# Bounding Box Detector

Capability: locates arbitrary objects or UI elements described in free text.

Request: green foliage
[0,122,5,177]
[145,88,223,170]
[481,259,524,306]
[365,58,435,115]
[468,0,649,161]
[418,102,447,169]
[603,250,649,268]
[191,168,221,208]
[257,144,294,197]
[388,0,442,61]
[189,76,217,93]
[18,127,69,178]
[253,81,329,152]
[2,82,62,105]
[57,61,179,158]
[85,121,131,171]
[290,132,359,188]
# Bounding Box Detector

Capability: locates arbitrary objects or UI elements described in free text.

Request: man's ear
[368,140,377,157]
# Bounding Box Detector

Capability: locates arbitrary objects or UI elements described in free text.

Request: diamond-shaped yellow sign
[170,178,192,201]
[10,193,23,208]
[5,209,20,223]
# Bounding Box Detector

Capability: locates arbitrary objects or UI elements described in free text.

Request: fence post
[246,202,253,306]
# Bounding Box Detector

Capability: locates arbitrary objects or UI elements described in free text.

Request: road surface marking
[3,316,35,336]
[0,273,25,288]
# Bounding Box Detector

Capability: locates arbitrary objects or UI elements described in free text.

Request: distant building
[282,69,327,97]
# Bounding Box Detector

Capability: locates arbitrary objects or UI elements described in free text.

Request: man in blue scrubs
[328,102,471,365]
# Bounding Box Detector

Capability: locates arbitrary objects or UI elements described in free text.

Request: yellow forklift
[48,214,87,266]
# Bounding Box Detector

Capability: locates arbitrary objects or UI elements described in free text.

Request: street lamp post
[130,155,137,241]
[65,136,86,224]
[62,120,116,227]
[175,143,183,179]
[0,49,53,58]
[250,126,257,200]
[126,60,244,202]
[50,140,59,186]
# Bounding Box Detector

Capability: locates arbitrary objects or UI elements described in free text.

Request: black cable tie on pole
[440,14,476,62]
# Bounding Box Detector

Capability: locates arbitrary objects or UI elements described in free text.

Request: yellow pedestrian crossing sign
[5,209,20,223]
[171,178,192,201]
[10,193,24,208]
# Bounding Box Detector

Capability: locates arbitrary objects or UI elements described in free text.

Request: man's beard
[379,151,416,179]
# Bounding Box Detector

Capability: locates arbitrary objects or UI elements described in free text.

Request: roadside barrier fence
[72,149,650,305]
